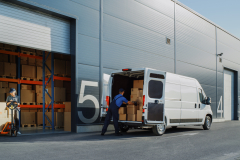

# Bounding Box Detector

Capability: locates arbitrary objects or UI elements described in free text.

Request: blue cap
[119,88,125,92]
[10,88,16,93]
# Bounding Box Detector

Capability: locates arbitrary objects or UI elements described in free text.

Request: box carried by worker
[100,68,213,136]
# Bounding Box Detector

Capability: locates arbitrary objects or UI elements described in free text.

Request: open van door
[100,73,112,119]
[145,69,166,124]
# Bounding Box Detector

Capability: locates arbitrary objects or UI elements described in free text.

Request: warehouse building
[0,0,239,133]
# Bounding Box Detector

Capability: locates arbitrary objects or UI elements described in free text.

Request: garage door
[0,1,70,54]
[224,69,234,120]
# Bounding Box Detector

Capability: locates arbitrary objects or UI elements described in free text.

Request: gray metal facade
[4,0,240,125]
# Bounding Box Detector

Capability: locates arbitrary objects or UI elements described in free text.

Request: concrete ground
[0,121,240,160]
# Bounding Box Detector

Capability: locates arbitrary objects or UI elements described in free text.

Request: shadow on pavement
[0,126,204,143]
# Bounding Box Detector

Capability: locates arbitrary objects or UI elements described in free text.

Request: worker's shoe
[101,132,104,136]
[17,131,21,135]
[115,133,123,136]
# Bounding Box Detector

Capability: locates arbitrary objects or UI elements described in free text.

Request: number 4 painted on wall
[217,96,223,118]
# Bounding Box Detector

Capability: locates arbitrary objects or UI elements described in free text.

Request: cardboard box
[127,114,135,121]
[64,102,71,112]
[5,44,17,50]
[37,112,46,125]
[64,112,71,131]
[36,59,43,67]
[45,58,66,76]
[46,87,66,102]
[37,66,42,80]
[28,58,36,65]
[35,85,43,93]
[119,114,126,121]
[131,88,143,97]
[66,61,71,77]
[21,57,28,65]
[21,108,30,112]
[46,112,64,127]
[133,80,143,89]
[127,106,137,114]
[0,81,8,88]
[29,108,38,112]
[130,95,138,101]
[21,112,36,124]
[119,107,126,114]
[0,93,5,102]
[0,88,8,93]
[0,62,16,77]
[8,83,17,92]
[0,53,8,62]
[36,93,43,103]
[63,81,71,94]
[21,84,32,90]
[47,80,63,88]
[21,65,36,78]
[137,110,142,121]
[0,102,7,118]
[9,55,16,63]
[21,90,35,102]
[58,108,64,112]
[138,105,143,111]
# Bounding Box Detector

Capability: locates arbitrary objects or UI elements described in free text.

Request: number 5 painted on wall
[78,80,99,123]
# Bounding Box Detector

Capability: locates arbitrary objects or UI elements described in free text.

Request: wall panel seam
[134,0,174,19]
[177,60,216,72]
[103,13,174,39]
[78,33,99,40]
[70,0,99,12]
[176,20,215,40]
[217,40,240,55]
[78,63,100,68]
[103,40,174,60]
[176,40,216,56]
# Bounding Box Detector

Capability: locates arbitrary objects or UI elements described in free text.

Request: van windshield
[148,80,163,99]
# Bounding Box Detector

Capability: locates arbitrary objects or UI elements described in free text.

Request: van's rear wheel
[152,123,166,136]
[119,125,129,132]
[203,115,212,130]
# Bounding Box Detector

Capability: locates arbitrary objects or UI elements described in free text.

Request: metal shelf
[20,104,65,109]
[0,78,19,83]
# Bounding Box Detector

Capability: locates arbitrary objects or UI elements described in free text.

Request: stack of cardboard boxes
[0,102,14,131]
[119,80,144,121]
[64,102,71,131]
[20,84,35,103]
[0,44,17,78]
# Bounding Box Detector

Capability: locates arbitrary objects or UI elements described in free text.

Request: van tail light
[143,95,145,106]
[122,68,132,71]
[106,108,108,112]
[106,96,110,106]
[142,109,145,113]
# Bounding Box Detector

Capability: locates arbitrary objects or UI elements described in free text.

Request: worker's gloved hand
[134,102,138,106]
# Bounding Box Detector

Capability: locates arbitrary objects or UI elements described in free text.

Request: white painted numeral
[78,80,99,123]
[217,96,223,118]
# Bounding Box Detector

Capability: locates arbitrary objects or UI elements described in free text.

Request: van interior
[111,70,144,103]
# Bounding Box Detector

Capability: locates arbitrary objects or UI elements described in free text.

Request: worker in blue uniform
[101,88,136,136]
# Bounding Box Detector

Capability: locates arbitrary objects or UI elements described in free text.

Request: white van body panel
[101,68,213,128]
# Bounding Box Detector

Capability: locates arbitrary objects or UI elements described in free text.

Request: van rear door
[145,69,166,124]
[100,73,112,118]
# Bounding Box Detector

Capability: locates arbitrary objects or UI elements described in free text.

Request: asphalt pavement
[1,121,240,160]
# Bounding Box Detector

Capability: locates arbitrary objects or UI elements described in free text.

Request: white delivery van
[101,68,213,136]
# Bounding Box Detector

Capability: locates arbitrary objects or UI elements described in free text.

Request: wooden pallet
[21,102,36,105]
[37,103,44,105]
[21,77,37,81]
[0,47,16,52]
[21,50,36,56]
[21,124,37,128]
[0,75,16,79]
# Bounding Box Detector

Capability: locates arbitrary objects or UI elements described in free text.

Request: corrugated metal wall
[12,0,240,122]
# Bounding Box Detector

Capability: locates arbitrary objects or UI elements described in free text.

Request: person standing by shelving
[6,88,21,135]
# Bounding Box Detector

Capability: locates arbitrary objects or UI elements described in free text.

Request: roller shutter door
[0,1,70,54]
[224,69,234,120]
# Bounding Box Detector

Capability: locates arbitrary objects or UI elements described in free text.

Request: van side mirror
[205,97,211,105]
